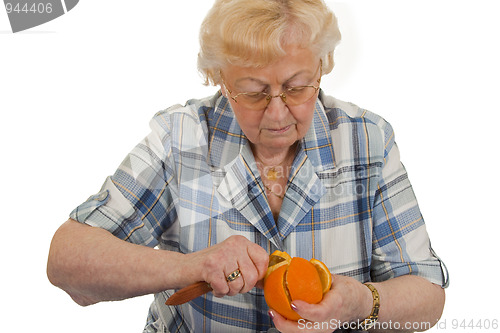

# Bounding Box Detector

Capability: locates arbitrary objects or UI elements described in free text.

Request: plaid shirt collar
[208,93,336,248]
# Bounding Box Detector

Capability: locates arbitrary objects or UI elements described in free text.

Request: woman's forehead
[224,45,318,84]
[233,69,313,87]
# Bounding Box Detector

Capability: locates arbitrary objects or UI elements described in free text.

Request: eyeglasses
[221,60,322,111]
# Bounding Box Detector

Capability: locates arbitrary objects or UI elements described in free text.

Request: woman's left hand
[269,274,372,333]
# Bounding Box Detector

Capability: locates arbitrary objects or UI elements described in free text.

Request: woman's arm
[368,275,445,332]
[47,219,268,306]
[270,274,445,333]
[47,219,188,306]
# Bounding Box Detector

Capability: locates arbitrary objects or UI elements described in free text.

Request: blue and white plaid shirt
[70,91,448,332]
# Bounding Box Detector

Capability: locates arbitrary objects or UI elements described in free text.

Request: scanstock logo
[4,0,79,33]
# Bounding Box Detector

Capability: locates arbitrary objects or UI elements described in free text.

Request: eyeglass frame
[220,59,323,110]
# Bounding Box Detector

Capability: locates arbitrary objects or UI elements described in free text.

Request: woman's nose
[264,93,289,120]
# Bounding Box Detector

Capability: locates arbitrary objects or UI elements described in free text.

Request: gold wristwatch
[359,283,380,330]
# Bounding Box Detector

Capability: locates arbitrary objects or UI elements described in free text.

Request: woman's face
[220,45,321,154]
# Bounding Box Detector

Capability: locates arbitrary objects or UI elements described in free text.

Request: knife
[165,254,286,306]
[165,281,213,305]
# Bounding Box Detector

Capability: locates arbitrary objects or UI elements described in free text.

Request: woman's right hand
[186,235,269,297]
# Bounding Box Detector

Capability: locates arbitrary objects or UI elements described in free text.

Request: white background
[1,1,499,332]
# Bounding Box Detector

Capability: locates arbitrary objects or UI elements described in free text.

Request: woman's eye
[287,86,307,95]
[244,92,266,101]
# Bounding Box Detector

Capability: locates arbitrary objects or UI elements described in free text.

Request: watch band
[359,283,380,330]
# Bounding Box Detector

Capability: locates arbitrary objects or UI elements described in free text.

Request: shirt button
[96,191,108,201]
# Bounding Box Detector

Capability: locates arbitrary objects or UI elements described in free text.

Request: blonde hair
[198,0,341,85]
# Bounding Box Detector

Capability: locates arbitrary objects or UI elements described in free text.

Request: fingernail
[268,310,275,320]
[290,303,298,311]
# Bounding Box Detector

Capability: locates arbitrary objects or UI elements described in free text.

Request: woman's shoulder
[153,94,219,123]
[320,91,389,129]
[319,91,395,153]
[148,93,220,136]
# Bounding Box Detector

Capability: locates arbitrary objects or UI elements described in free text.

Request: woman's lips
[267,125,292,134]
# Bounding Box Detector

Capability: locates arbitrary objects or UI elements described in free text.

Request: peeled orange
[310,258,333,295]
[264,251,332,321]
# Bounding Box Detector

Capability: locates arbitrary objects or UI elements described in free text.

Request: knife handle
[165,281,213,305]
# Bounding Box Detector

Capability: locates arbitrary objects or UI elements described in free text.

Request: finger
[208,271,230,297]
[269,309,303,333]
[247,243,269,280]
[237,258,260,293]
[254,278,265,290]
[250,245,272,290]
[290,289,340,323]
[226,268,244,296]
[289,300,325,323]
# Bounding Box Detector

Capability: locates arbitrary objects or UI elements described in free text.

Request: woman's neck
[251,142,298,167]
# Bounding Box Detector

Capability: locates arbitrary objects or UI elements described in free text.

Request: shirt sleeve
[370,121,449,288]
[69,112,178,248]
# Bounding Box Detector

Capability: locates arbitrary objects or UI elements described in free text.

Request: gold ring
[226,269,241,282]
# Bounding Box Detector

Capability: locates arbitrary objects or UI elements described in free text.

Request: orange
[264,250,292,281]
[268,250,292,266]
[310,258,333,294]
[263,265,300,320]
[264,252,332,321]
[286,257,323,304]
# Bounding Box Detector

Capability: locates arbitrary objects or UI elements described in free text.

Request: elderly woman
[47,0,447,332]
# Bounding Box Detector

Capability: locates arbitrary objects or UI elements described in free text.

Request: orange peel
[264,251,332,321]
